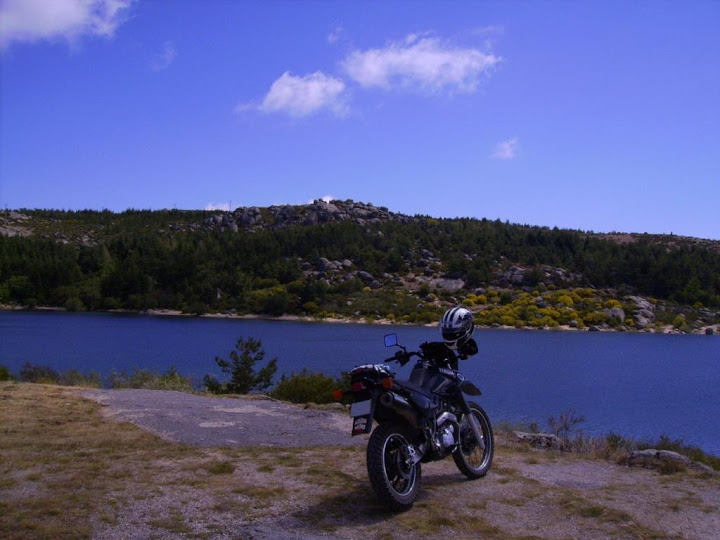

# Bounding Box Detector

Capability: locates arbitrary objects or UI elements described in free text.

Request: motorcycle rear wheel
[452,401,494,479]
[367,422,421,510]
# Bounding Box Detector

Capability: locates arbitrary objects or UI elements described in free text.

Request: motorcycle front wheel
[452,401,494,479]
[366,422,421,510]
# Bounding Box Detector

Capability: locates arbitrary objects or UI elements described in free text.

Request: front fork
[458,394,486,450]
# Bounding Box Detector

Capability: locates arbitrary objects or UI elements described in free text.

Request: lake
[2,311,719,455]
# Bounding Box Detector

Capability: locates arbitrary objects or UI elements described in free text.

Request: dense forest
[1,202,718,331]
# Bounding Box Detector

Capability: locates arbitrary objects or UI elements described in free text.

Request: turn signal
[381,377,394,390]
[332,389,344,401]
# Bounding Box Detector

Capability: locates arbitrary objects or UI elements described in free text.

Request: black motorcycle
[336,333,494,510]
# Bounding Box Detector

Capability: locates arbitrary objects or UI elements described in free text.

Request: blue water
[2,311,719,455]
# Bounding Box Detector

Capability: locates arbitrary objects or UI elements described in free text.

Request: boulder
[705,327,715,335]
[356,271,375,284]
[629,296,655,312]
[238,212,256,226]
[634,314,652,329]
[317,257,332,271]
[513,431,565,451]
[603,307,626,322]
[638,308,655,321]
[429,277,465,292]
[626,449,714,473]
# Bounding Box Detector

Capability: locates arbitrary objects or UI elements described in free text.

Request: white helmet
[440,306,474,350]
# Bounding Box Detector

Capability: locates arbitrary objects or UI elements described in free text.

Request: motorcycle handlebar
[384,350,422,365]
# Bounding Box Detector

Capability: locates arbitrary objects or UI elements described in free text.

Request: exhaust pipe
[379,391,422,429]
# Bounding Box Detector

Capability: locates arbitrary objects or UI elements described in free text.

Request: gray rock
[627,449,714,473]
[356,271,375,284]
[342,259,353,268]
[603,307,626,321]
[429,277,465,292]
[588,326,600,332]
[706,327,715,335]
[629,295,655,312]
[238,212,256,226]
[638,308,655,321]
[634,314,651,328]
[514,431,565,451]
[369,280,381,290]
[317,257,332,271]
[303,212,318,226]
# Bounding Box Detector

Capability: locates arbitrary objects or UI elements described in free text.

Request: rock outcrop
[625,449,714,473]
[514,431,566,451]
[203,199,414,233]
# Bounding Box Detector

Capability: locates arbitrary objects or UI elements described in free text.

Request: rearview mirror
[384,333,398,347]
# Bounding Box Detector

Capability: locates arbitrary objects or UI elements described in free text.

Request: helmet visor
[442,329,465,343]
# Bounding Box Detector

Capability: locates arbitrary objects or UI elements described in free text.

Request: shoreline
[2,303,717,335]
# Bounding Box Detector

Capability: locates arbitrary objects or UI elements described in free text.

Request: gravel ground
[83,389,365,448]
[79,389,720,540]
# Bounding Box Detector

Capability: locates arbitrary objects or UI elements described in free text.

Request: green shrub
[271,369,343,404]
[205,336,277,394]
[19,362,59,384]
[107,366,193,392]
[0,365,13,381]
[58,369,102,388]
[672,315,686,328]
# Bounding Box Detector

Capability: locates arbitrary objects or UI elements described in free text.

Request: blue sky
[1,1,718,239]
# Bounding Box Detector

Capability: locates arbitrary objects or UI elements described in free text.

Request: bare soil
[1,383,718,540]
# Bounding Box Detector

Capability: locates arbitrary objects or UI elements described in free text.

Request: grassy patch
[203,460,235,475]
[0,383,192,538]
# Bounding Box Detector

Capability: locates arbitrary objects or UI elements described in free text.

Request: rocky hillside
[1,202,719,334]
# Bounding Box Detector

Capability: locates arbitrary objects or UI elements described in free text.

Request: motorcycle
[334,333,494,510]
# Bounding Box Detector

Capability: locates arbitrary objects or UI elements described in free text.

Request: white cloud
[205,202,230,211]
[256,71,347,118]
[492,138,519,160]
[306,195,336,204]
[0,0,134,48]
[150,41,176,71]
[327,25,344,45]
[342,35,500,94]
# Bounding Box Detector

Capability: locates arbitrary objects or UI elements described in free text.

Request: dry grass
[1,381,718,540]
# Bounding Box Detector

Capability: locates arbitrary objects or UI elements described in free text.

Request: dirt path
[84,389,363,448]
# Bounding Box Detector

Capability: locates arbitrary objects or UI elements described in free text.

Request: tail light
[382,377,394,390]
[332,389,344,401]
[351,381,366,392]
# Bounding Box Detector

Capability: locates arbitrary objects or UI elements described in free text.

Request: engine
[433,411,459,455]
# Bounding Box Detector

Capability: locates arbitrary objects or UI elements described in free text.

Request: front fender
[461,380,482,396]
